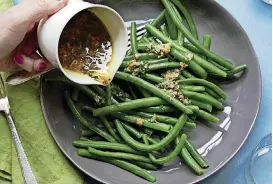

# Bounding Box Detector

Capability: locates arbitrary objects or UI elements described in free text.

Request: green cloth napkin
[0,2,84,184]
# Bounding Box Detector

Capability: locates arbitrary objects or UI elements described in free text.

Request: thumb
[7,0,68,32]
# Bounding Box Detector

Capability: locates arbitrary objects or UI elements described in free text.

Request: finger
[13,53,52,72]
[7,0,68,32]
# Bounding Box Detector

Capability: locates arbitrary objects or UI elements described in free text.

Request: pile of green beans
[46,0,247,182]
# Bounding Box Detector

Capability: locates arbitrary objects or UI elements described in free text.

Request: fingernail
[37,62,47,72]
[14,55,24,64]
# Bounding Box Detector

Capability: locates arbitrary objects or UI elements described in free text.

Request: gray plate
[40,0,261,183]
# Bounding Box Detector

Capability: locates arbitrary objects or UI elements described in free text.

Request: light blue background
[11,0,272,183]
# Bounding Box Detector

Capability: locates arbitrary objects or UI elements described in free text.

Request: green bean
[190,99,212,112]
[192,56,227,78]
[138,106,178,113]
[142,73,164,83]
[122,58,169,67]
[127,83,138,100]
[185,139,209,168]
[227,64,247,76]
[181,70,196,78]
[130,161,159,170]
[188,105,219,123]
[116,72,193,114]
[162,0,234,69]
[143,37,150,43]
[93,97,168,116]
[205,88,221,99]
[72,88,79,101]
[115,113,187,152]
[171,49,207,79]
[88,147,153,164]
[180,85,206,92]
[148,62,181,71]
[185,122,196,129]
[80,137,89,141]
[184,43,201,54]
[178,78,227,99]
[131,22,138,55]
[120,121,142,139]
[112,112,172,133]
[169,0,198,39]
[105,85,112,105]
[148,37,156,43]
[180,147,204,176]
[77,149,156,182]
[124,53,161,61]
[46,77,105,105]
[143,128,154,136]
[127,110,194,128]
[99,116,123,142]
[81,129,96,137]
[137,86,152,98]
[165,11,178,40]
[144,134,187,165]
[111,83,132,101]
[181,90,224,110]
[177,31,184,46]
[208,60,228,71]
[202,35,212,50]
[91,85,106,97]
[73,140,142,155]
[126,48,132,56]
[160,24,169,37]
[64,91,117,143]
[151,10,166,28]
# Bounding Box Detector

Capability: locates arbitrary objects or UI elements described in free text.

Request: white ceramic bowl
[37,0,127,85]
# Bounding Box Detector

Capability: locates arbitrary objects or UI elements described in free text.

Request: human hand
[0,0,68,72]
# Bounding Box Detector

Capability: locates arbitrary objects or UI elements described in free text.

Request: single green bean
[116,72,193,114]
[88,147,153,163]
[120,121,143,139]
[130,161,159,170]
[137,86,152,98]
[105,85,112,105]
[99,116,123,142]
[208,60,229,71]
[131,22,138,55]
[72,88,79,101]
[165,11,178,40]
[162,0,234,69]
[181,70,197,78]
[180,85,206,92]
[160,24,169,37]
[81,129,96,137]
[185,139,209,168]
[184,43,201,54]
[177,31,184,46]
[115,113,187,152]
[124,53,161,61]
[142,73,164,83]
[148,62,181,71]
[93,97,168,116]
[138,105,178,113]
[180,147,204,176]
[202,35,212,50]
[227,64,247,76]
[188,105,219,123]
[78,149,156,182]
[144,134,187,165]
[80,137,89,141]
[170,0,198,39]
[151,10,166,28]
[73,140,142,155]
[205,87,221,99]
[190,99,212,112]
[91,85,106,97]
[112,112,172,133]
[64,91,116,143]
[181,90,224,110]
[178,78,227,99]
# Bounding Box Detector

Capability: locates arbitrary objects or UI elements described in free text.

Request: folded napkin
[0,2,83,184]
